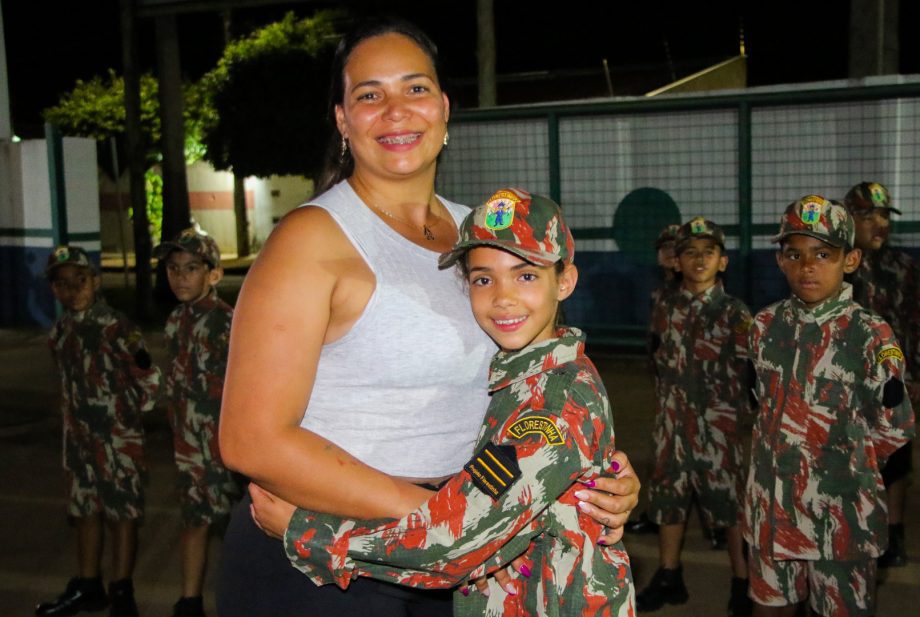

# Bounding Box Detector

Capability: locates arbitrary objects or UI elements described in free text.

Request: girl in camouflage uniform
[269,189,635,616]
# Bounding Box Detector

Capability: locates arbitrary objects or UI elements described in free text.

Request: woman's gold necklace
[366,200,442,241]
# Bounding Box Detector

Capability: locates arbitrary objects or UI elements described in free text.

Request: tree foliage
[199,11,340,179]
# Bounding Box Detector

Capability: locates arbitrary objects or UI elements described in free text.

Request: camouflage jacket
[284,328,633,616]
[849,245,920,383]
[164,288,232,428]
[49,298,160,476]
[650,281,752,474]
[743,283,916,560]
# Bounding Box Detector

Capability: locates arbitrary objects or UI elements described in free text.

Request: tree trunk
[477,0,496,108]
[223,11,250,258]
[849,0,899,77]
[119,0,152,319]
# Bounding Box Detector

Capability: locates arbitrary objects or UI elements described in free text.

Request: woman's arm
[218,206,430,519]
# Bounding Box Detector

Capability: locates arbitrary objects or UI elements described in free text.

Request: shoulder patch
[877,345,904,364]
[507,416,564,446]
[734,317,752,334]
[464,443,521,500]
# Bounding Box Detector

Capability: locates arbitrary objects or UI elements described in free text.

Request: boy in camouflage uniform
[843,181,917,568]
[38,246,160,617]
[155,229,240,617]
[637,217,753,615]
[743,196,916,617]
[279,188,635,616]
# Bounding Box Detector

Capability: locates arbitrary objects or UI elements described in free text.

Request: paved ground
[1,272,917,616]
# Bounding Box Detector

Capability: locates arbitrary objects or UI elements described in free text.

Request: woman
[217,16,639,617]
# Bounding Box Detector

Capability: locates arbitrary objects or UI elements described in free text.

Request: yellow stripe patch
[877,345,904,364]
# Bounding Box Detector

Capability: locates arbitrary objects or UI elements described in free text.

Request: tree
[199,11,339,180]
[42,69,210,241]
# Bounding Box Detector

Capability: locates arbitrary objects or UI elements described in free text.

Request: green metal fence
[437,77,920,347]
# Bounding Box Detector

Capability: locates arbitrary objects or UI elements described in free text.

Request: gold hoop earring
[340,137,348,160]
[443,130,450,147]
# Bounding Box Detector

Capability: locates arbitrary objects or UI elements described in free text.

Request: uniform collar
[69,297,108,323]
[487,327,585,393]
[677,279,724,305]
[181,287,220,317]
[789,282,853,325]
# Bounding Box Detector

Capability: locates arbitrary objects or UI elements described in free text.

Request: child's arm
[111,317,161,412]
[283,382,612,590]
[865,322,916,462]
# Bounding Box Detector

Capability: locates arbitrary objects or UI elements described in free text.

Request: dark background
[4,1,920,137]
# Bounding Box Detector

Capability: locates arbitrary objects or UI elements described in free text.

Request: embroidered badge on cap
[690,217,706,234]
[507,416,564,446]
[484,190,519,231]
[799,197,825,225]
[877,344,904,364]
[54,247,71,262]
[869,183,886,205]
[464,443,521,500]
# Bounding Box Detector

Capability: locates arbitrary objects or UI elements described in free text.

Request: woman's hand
[249,483,298,540]
[573,450,640,545]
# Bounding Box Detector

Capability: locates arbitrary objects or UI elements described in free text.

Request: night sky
[3,1,918,137]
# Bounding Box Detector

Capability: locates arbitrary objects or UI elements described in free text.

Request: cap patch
[877,345,904,364]
[869,183,887,206]
[484,190,519,231]
[463,443,521,500]
[507,416,564,446]
[53,247,71,263]
[690,217,707,234]
[799,198,825,225]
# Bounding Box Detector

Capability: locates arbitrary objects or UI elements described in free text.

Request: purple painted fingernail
[597,538,608,546]
[611,460,621,473]
[519,564,532,578]
[461,586,470,597]
[580,479,596,488]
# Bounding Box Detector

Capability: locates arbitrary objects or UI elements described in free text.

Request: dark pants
[217,491,453,617]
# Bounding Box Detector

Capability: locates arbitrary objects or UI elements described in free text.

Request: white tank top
[299,181,493,477]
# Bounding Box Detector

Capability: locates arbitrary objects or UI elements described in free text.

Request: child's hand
[573,450,640,545]
[249,483,297,539]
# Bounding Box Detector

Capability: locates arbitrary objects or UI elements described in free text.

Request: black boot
[727,576,752,617]
[636,566,688,612]
[171,596,205,617]
[878,523,907,568]
[36,577,108,616]
[625,511,659,535]
[107,579,138,617]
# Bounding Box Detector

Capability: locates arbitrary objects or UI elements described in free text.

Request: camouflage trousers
[748,545,877,617]
[647,463,742,528]
[172,413,241,526]
[67,462,145,521]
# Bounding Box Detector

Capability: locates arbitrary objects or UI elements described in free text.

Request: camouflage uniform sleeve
[864,320,916,464]
[113,317,161,412]
[730,302,755,420]
[192,307,231,402]
[283,377,607,590]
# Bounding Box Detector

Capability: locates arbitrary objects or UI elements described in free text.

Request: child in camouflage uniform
[843,181,917,568]
[38,246,160,617]
[744,196,916,617]
[277,188,634,616]
[637,217,753,616]
[155,229,240,617]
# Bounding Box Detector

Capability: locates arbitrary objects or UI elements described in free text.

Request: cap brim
[771,230,845,248]
[438,240,560,270]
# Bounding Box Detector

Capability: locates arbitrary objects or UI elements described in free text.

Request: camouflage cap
[154,227,221,268]
[438,188,574,269]
[843,181,901,215]
[655,223,681,249]
[772,194,855,248]
[675,217,725,252]
[44,245,98,278]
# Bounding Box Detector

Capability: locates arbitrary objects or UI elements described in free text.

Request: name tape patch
[877,345,904,364]
[507,417,564,446]
[464,443,521,500]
